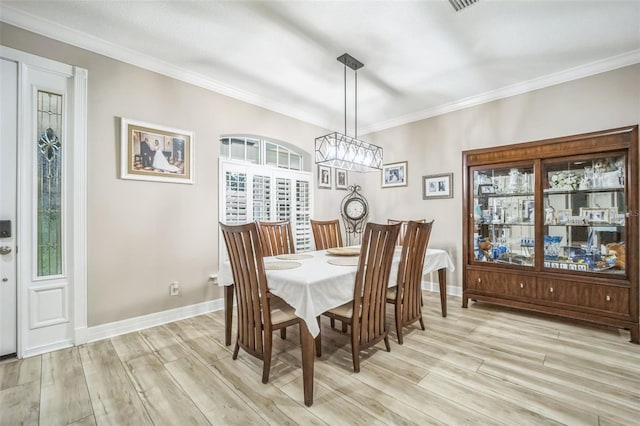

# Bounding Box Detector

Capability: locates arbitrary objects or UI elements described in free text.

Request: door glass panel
[472,165,535,267]
[36,90,63,277]
[543,155,626,275]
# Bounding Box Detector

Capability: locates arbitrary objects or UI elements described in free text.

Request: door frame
[0,45,88,358]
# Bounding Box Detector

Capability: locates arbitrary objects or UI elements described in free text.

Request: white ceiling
[2,1,639,134]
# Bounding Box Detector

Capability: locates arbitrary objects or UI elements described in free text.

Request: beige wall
[0,23,348,326]
[2,22,638,325]
[362,64,640,289]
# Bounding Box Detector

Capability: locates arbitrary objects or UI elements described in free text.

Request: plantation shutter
[220,161,312,253]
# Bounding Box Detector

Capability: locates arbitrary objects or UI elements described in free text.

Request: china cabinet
[462,126,639,343]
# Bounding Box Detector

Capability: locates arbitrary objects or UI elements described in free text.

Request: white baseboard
[74,284,456,349]
[85,299,224,344]
[22,339,74,358]
[422,280,462,297]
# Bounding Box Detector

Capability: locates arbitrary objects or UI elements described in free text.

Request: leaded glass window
[37,90,63,277]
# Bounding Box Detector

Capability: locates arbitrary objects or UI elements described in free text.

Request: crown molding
[361,49,640,135]
[2,4,638,136]
[0,4,332,130]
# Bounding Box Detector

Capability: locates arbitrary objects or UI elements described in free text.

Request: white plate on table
[275,253,314,260]
[326,247,360,256]
[328,257,359,266]
[264,261,302,270]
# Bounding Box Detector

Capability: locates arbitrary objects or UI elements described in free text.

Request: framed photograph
[382,161,408,188]
[423,172,453,199]
[120,117,193,184]
[477,184,495,196]
[580,207,610,223]
[335,169,348,190]
[521,199,535,223]
[555,209,572,225]
[318,165,331,189]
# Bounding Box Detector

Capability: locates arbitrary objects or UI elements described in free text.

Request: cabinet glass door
[543,154,626,275]
[471,165,535,267]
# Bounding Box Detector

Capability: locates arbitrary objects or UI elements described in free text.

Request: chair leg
[330,318,335,329]
[315,317,322,357]
[395,303,403,344]
[352,344,360,373]
[419,316,425,330]
[280,328,287,339]
[262,346,272,384]
[341,321,348,332]
[232,342,240,360]
[384,335,391,352]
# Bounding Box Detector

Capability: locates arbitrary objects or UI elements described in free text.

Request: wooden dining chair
[220,222,303,383]
[322,222,401,372]
[310,219,343,250]
[256,220,295,257]
[256,220,296,339]
[386,220,434,344]
[387,218,426,245]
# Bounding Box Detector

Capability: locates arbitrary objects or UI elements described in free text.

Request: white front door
[0,57,18,357]
[1,45,88,358]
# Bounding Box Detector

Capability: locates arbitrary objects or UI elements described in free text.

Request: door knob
[0,246,12,255]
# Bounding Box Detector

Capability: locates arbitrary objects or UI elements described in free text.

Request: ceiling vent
[449,0,479,12]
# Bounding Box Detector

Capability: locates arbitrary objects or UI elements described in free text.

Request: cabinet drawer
[467,270,537,298]
[538,278,630,314]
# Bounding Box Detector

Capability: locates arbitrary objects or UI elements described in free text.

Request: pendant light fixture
[315,53,383,173]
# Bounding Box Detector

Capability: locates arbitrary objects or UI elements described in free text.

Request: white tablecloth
[219,248,454,337]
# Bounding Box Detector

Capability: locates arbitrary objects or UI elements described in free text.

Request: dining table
[218,246,455,406]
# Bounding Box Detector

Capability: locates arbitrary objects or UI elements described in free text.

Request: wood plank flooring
[1,292,639,425]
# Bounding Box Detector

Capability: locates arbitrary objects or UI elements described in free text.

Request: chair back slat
[388,219,427,245]
[352,222,400,347]
[257,220,295,257]
[396,221,434,324]
[220,222,271,356]
[310,219,343,250]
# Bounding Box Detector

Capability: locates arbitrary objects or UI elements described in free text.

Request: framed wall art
[335,169,348,190]
[120,117,194,184]
[423,172,453,199]
[382,161,408,188]
[580,207,610,223]
[318,164,331,189]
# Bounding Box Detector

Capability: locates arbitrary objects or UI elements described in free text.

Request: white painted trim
[3,5,638,135]
[361,49,640,135]
[72,66,88,345]
[422,280,462,298]
[85,299,224,343]
[0,5,324,129]
[28,282,69,329]
[1,45,88,358]
[21,339,73,359]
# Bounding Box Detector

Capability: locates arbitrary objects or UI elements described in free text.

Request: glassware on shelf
[544,235,563,260]
[508,168,521,193]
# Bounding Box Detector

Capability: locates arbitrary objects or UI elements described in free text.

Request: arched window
[220,136,306,171]
[219,136,313,252]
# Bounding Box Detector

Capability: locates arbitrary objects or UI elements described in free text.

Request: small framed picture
[335,169,348,190]
[556,209,572,225]
[120,117,194,184]
[521,199,535,223]
[382,161,408,188]
[318,165,331,189]
[579,207,610,223]
[423,173,453,199]
[477,184,495,196]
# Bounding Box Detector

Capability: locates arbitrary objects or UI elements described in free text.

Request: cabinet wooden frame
[462,126,639,343]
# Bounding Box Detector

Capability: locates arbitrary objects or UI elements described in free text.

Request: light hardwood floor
[1,292,639,425]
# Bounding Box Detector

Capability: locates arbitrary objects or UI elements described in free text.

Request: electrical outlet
[170,282,180,296]
[209,274,218,285]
